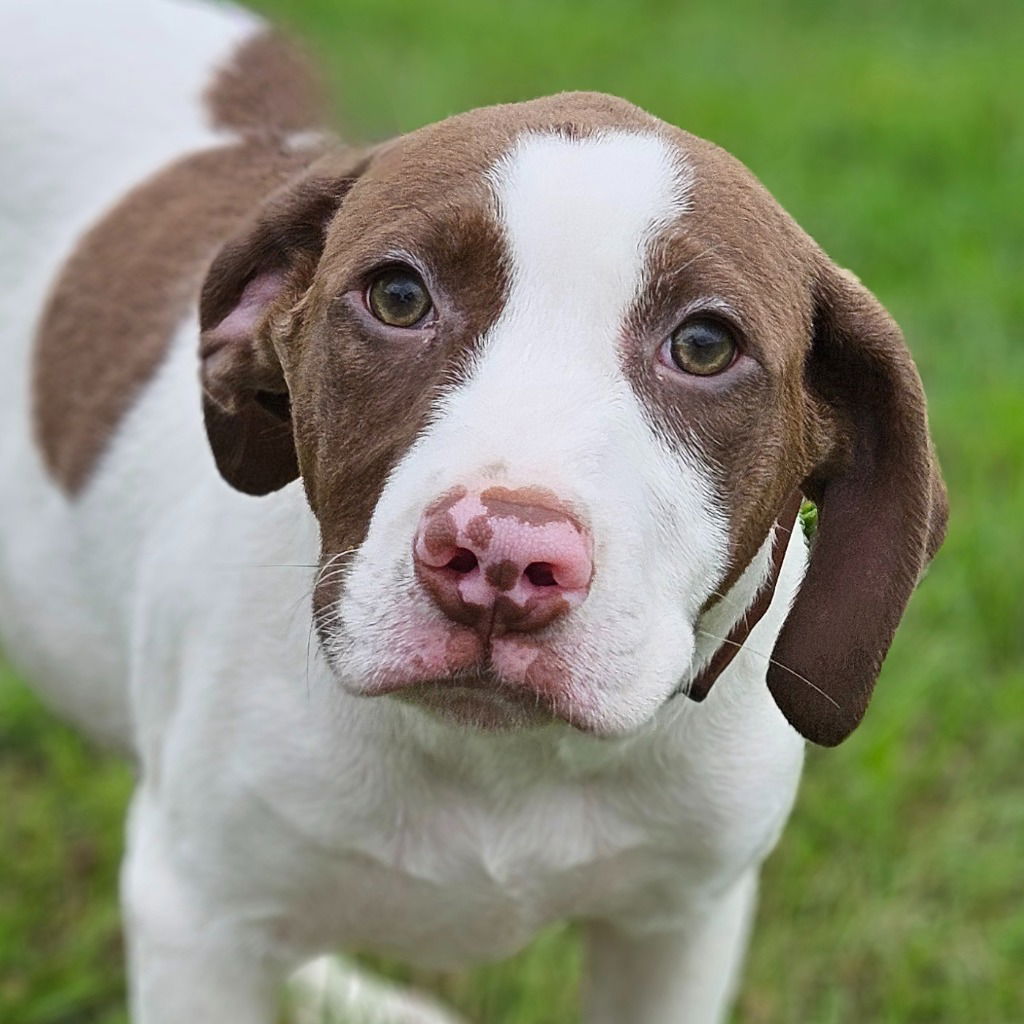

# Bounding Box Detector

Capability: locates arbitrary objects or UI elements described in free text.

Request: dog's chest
[294,789,702,965]
[233,727,797,968]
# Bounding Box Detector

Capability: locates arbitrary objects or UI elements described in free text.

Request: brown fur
[766,268,948,744]
[203,30,328,139]
[623,130,826,596]
[32,140,321,494]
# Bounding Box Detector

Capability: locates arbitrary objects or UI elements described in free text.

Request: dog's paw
[288,955,469,1024]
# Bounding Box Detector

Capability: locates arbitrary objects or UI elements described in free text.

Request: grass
[2,0,1022,1020]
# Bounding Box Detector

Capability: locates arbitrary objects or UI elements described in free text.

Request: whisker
[298,546,360,694]
[301,548,361,609]
[701,514,800,618]
[695,628,842,711]
[245,563,320,569]
[313,547,360,587]
[314,564,355,585]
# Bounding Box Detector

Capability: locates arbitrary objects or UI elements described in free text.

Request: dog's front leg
[581,870,758,1024]
[120,788,288,1024]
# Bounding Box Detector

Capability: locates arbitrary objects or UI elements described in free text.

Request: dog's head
[198,93,946,746]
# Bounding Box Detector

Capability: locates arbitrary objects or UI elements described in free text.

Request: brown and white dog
[0,1,947,1021]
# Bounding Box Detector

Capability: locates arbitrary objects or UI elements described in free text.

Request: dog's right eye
[366,268,433,328]
[665,317,737,376]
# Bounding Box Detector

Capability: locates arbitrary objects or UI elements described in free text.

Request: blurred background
[1,0,1021,1020]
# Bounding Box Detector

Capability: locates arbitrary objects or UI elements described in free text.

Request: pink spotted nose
[413,486,594,638]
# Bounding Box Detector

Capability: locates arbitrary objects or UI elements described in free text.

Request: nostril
[445,548,479,574]
[524,562,558,588]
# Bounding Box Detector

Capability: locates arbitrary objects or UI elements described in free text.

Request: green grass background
[2,0,1022,1020]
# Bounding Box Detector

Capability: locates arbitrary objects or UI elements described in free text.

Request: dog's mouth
[370,666,584,732]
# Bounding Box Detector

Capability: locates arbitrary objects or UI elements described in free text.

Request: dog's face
[200,93,946,745]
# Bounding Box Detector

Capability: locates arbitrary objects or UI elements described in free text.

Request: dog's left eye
[667,318,737,376]
[366,268,433,328]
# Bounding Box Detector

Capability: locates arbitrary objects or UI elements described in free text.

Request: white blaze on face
[444,130,690,477]
[495,131,676,335]
[331,129,732,734]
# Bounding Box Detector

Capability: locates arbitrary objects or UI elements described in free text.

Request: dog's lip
[393,675,560,730]
[367,667,598,732]
[369,667,504,697]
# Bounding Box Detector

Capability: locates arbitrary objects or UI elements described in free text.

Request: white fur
[0,4,806,1023]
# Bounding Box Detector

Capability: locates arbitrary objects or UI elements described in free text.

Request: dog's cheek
[289,338,458,632]
[291,334,423,538]
[639,416,732,619]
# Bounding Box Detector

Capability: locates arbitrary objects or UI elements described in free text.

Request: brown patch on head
[32,140,324,494]
[204,30,328,139]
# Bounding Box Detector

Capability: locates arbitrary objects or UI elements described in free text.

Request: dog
[0,1,947,1021]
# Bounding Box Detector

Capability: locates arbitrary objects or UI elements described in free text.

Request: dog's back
[0,0,303,745]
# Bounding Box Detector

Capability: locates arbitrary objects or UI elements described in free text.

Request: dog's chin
[323,623,689,738]
[389,675,564,732]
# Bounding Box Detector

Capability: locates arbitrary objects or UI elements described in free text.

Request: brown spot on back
[204,30,328,139]
[32,140,323,494]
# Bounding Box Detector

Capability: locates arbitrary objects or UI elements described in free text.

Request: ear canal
[198,165,364,495]
[766,264,948,746]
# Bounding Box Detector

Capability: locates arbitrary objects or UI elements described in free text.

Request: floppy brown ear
[199,162,365,494]
[767,263,948,746]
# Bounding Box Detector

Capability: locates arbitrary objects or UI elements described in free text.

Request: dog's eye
[366,268,433,328]
[668,318,737,376]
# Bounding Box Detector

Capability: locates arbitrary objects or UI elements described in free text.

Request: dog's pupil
[385,278,419,310]
[371,270,429,326]
[671,318,735,374]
